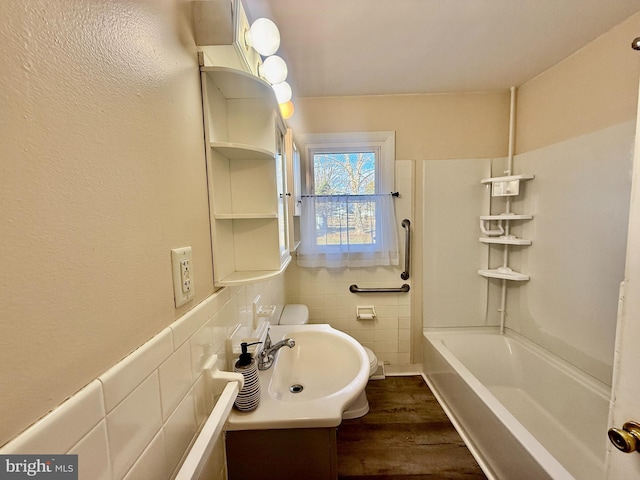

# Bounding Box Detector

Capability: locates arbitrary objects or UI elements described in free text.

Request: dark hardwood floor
[337,375,487,480]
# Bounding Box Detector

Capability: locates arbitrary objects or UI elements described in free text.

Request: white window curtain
[297,193,399,268]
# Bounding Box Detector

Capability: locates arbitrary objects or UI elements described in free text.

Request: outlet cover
[171,247,194,308]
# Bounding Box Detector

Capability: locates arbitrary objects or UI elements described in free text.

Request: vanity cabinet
[201,66,291,286]
[226,428,338,480]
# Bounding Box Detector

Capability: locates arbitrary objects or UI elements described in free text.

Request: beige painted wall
[286,91,511,364]
[516,11,640,153]
[288,92,511,161]
[0,0,214,445]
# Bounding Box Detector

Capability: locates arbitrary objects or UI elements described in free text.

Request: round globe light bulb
[247,18,280,56]
[279,101,294,119]
[272,81,292,104]
[262,55,288,84]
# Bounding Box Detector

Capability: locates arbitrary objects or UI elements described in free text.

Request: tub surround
[495,121,635,384]
[418,19,638,477]
[423,120,634,386]
[423,328,610,480]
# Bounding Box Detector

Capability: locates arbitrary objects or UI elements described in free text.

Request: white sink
[226,324,369,430]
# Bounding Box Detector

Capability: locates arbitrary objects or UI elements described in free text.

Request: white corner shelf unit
[201,66,291,287]
[478,174,534,282]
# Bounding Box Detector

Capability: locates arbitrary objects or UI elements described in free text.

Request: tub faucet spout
[258,335,295,370]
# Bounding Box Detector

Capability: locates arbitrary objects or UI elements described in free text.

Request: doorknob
[608,421,640,453]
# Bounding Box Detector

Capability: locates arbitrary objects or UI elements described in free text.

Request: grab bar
[349,284,410,293]
[401,219,411,280]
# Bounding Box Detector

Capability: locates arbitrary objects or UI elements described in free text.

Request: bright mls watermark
[0,455,77,479]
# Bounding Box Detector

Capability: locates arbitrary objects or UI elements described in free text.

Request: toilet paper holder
[356,306,376,320]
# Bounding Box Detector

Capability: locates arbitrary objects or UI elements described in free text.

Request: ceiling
[242,0,640,98]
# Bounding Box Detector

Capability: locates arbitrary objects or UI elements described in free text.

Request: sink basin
[268,329,364,402]
[227,324,369,430]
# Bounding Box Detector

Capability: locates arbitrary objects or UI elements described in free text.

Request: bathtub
[422,328,611,480]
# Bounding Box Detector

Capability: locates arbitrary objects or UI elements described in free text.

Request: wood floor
[337,376,487,480]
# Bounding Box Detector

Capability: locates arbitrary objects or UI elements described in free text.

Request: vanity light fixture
[272,81,292,104]
[279,101,294,119]
[245,18,280,56]
[242,15,294,119]
[260,55,288,84]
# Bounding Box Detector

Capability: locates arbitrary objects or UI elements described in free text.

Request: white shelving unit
[201,66,291,287]
[478,175,534,282]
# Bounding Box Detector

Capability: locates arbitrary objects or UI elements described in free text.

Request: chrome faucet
[258,334,295,370]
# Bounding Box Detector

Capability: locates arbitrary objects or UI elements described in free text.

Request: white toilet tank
[277,304,309,325]
[277,304,378,376]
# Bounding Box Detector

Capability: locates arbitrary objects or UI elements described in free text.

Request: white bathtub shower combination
[422,328,610,480]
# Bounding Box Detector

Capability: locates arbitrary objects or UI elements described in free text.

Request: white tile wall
[284,161,414,365]
[0,380,105,455]
[0,277,285,480]
[70,421,112,480]
[107,372,163,479]
[163,393,197,475]
[123,431,167,480]
[285,262,413,364]
[159,343,194,422]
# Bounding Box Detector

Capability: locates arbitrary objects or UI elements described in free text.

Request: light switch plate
[171,247,194,308]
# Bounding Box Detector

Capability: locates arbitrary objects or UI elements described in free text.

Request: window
[311,149,377,248]
[297,132,399,268]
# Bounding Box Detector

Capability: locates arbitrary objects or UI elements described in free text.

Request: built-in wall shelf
[201,65,290,287]
[479,237,532,246]
[478,268,530,281]
[215,256,292,286]
[211,142,274,160]
[201,66,276,103]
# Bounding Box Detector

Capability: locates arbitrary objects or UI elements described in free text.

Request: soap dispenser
[233,341,261,411]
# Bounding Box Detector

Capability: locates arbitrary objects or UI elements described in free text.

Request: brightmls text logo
[0,455,77,479]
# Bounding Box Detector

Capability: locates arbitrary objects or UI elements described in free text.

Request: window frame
[297,131,395,253]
